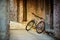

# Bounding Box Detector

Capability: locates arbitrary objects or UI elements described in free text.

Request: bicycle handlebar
[32,13,43,19]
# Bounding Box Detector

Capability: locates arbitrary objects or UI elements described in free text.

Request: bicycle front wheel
[26,20,35,31]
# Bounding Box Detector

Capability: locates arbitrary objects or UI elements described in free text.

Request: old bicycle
[25,13,45,34]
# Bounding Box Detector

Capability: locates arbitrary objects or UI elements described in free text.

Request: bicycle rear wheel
[36,21,45,34]
[26,20,35,31]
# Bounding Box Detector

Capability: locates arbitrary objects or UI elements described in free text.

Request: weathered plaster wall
[0,0,9,40]
[17,0,45,22]
[27,0,36,21]
[53,0,60,39]
[27,0,45,22]
[45,0,51,29]
[18,0,23,22]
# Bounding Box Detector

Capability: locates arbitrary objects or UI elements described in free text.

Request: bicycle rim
[36,21,45,34]
[26,21,34,31]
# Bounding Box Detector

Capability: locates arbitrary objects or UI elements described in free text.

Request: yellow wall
[18,0,23,22]
[27,0,45,22]
[18,0,45,22]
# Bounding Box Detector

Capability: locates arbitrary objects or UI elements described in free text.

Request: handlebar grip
[32,13,43,19]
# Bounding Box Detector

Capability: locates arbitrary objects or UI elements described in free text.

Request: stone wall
[53,0,60,39]
[9,0,17,21]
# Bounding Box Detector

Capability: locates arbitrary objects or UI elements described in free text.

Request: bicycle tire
[36,21,45,34]
[26,20,35,31]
